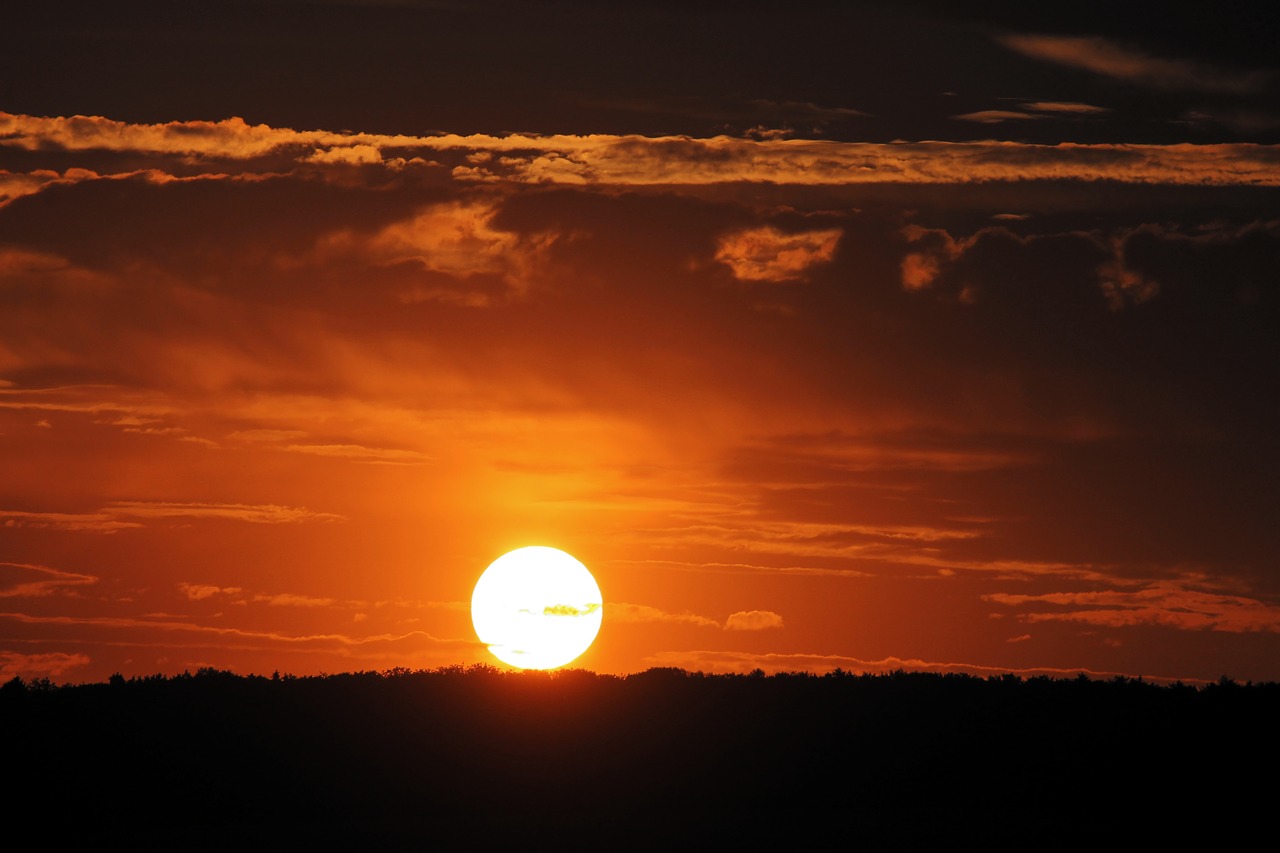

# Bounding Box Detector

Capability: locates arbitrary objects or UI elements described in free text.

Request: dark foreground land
[4,667,1276,848]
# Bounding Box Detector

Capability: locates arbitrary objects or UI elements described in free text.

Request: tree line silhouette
[4,666,1275,847]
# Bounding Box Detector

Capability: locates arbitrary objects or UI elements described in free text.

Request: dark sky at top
[5,0,1278,143]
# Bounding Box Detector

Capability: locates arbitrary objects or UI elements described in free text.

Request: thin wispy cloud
[986,582,1280,633]
[998,33,1271,94]
[953,110,1041,124]
[1021,101,1111,115]
[0,562,98,598]
[1,502,341,534]
[608,603,721,629]
[107,502,344,525]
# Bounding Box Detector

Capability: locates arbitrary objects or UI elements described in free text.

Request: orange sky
[3,2,1278,684]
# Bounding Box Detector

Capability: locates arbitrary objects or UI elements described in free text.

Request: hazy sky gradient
[3,0,1277,683]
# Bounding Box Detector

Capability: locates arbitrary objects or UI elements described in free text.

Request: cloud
[350,201,521,275]
[179,582,446,613]
[0,386,175,420]
[986,581,1280,633]
[179,583,239,601]
[0,170,56,203]
[253,593,337,608]
[714,226,841,282]
[607,603,720,628]
[0,510,142,533]
[316,200,556,305]
[643,519,983,563]
[954,103,1111,124]
[900,224,971,291]
[543,603,601,617]
[0,112,403,160]
[611,559,873,579]
[0,651,92,680]
[997,33,1271,94]
[724,610,784,631]
[0,562,98,598]
[1179,109,1280,135]
[5,112,1280,187]
[0,610,462,648]
[1021,102,1111,115]
[105,501,344,524]
[898,221,1236,308]
[301,144,383,166]
[0,502,342,533]
[476,136,1280,187]
[744,127,795,141]
[953,110,1041,124]
[282,443,432,464]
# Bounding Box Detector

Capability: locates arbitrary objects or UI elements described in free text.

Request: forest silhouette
[5,666,1275,847]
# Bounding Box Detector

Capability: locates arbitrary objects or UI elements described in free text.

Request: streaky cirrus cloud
[610,559,874,579]
[0,611,467,649]
[0,385,175,419]
[104,501,344,525]
[1,502,342,534]
[953,110,1042,124]
[0,510,142,534]
[1021,101,1112,115]
[957,102,1111,124]
[997,33,1272,94]
[0,562,98,598]
[253,593,338,608]
[985,581,1280,633]
[179,582,388,611]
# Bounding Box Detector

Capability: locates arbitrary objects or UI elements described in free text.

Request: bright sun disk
[471,546,603,670]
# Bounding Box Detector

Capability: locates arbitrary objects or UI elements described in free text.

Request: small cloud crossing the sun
[543,603,602,617]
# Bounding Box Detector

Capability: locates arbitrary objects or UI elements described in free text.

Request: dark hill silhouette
[3,666,1275,848]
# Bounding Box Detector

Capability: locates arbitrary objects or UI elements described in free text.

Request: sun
[471,546,603,670]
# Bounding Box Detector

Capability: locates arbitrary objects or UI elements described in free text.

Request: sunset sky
[3,0,1278,684]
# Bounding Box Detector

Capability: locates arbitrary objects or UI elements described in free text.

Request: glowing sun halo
[471,546,603,670]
